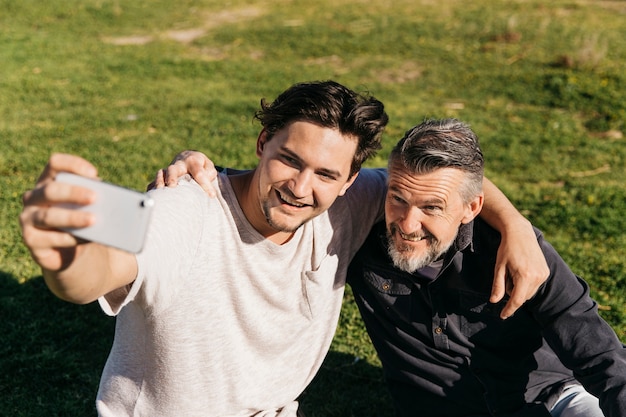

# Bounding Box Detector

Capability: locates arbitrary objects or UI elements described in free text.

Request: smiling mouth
[276,190,308,208]
[399,231,425,242]
[390,224,427,243]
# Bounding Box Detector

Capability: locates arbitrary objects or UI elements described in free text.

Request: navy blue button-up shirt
[347,219,626,417]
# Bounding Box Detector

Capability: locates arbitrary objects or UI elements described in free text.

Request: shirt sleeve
[98,178,210,316]
[530,235,626,416]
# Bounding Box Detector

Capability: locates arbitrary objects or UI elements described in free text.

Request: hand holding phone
[56,173,155,253]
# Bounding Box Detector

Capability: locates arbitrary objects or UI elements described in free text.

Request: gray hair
[388,118,484,202]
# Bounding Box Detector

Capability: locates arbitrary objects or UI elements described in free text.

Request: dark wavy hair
[254,80,388,177]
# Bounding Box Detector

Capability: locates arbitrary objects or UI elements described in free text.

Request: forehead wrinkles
[388,168,465,204]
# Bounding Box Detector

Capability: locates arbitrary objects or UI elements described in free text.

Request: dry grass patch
[102,6,265,45]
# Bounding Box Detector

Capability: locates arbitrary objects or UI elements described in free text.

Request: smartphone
[56,172,155,253]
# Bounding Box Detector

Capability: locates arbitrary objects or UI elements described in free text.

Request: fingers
[19,218,83,272]
[20,154,99,270]
[20,211,85,251]
[496,268,549,319]
[152,150,219,196]
[23,179,95,208]
[21,203,95,232]
[500,275,536,319]
[491,263,520,320]
[147,169,165,191]
[20,199,91,273]
[189,165,217,197]
[500,292,525,321]
[20,182,96,253]
[170,150,196,165]
[492,268,530,320]
[491,219,550,319]
[164,161,188,187]
[164,151,218,197]
[38,153,98,185]
[490,263,507,304]
[165,153,209,186]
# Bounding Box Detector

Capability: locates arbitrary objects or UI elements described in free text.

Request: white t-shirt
[96,169,387,417]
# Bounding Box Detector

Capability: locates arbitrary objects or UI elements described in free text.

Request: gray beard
[386,232,453,274]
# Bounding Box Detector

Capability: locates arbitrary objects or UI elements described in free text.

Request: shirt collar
[452,220,475,253]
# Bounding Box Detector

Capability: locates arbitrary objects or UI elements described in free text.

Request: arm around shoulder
[479,177,549,318]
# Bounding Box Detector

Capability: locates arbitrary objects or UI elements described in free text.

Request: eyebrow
[280,146,344,179]
[388,184,445,205]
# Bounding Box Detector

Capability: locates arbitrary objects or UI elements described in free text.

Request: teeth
[400,232,424,242]
[278,191,305,207]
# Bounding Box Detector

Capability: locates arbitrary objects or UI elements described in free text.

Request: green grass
[1,0,625,415]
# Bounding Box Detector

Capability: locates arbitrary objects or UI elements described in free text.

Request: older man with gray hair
[348,118,626,417]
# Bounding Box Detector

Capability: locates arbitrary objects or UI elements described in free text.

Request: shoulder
[142,178,218,252]
[336,168,387,211]
[350,168,388,193]
[149,176,211,207]
[326,168,387,238]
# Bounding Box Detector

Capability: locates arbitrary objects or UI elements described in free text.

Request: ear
[338,171,359,197]
[256,129,269,158]
[461,193,484,224]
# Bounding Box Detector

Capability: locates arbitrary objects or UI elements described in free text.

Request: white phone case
[56,172,155,253]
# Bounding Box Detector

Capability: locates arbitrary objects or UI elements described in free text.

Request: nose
[290,170,314,198]
[397,206,423,235]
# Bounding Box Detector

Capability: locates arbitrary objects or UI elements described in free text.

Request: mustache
[388,223,432,242]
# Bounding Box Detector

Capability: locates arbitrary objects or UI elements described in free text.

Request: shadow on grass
[0,271,393,417]
[0,271,114,417]
[300,351,393,417]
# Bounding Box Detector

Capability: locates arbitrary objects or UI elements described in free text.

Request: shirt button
[382,282,391,291]
[434,327,443,334]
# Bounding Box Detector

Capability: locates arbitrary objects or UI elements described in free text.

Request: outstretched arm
[19,153,137,304]
[480,177,549,319]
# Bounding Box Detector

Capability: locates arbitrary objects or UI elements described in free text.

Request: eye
[280,154,299,166]
[317,171,337,181]
[388,193,407,205]
[423,205,443,213]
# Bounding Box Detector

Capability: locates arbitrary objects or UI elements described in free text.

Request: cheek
[429,219,457,242]
[265,161,295,184]
[384,203,403,224]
